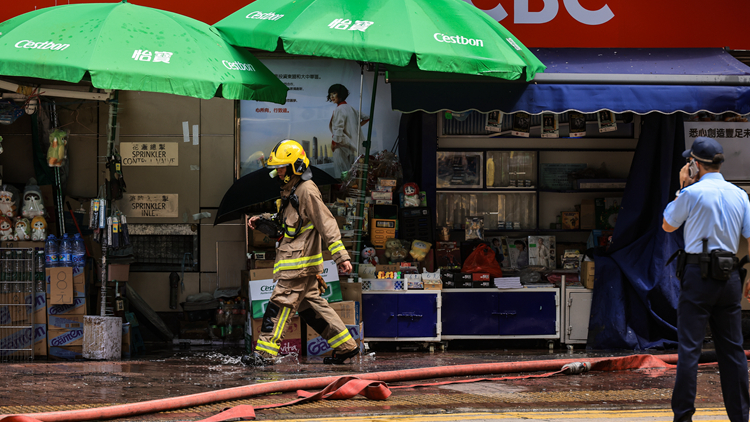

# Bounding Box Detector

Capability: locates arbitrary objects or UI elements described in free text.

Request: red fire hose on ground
[2,352,748,422]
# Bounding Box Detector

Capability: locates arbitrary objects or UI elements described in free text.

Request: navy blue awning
[388,48,750,115]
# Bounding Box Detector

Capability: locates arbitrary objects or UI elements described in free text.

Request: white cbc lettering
[433,33,484,47]
[514,0,558,24]
[14,40,70,51]
[462,0,613,25]
[246,11,284,20]
[562,0,614,26]
[222,60,256,72]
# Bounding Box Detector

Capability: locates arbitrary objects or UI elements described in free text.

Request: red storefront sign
[1,0,748,49]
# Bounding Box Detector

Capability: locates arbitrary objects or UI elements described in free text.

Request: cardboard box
[581,261,595,289]
[251,230,277,248]
[47,267,74,305]
[305,301,359,344]
[249,278,342,318]
[47,267,85,298]
[108,264,129,282]
[371,191,393,201]
[472,280,492,288]
[249,316,302,356]
[48,314,85,329]
[47,297,86,316]
[250,268,274,281]
[306,322,363,357]
[424,282,443,290]
[0,324,47,357]
[341,281,362,308]
[0,292,46,325]
[561,212,580,230]
[378,178,397,187]
[471,273,490,281]
[48,346,82,361]
[580,199,596,230]
[47,327,84,347]
[250,259,275,270]
[441,271,457,288]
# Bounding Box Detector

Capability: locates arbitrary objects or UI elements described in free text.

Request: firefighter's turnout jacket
[255,174,356,359]
[273,174,351,280]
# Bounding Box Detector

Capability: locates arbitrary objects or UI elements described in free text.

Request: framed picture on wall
[436,151,483,189]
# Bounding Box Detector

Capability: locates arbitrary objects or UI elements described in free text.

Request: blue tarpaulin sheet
[389,48,750,115]
[586,114,686,350]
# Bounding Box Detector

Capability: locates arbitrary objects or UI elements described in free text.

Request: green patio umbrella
[0,0,288,103]
[214,0,545,274]
[213,0,545,81]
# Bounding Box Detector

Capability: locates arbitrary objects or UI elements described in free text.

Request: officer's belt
[684,254,703,265]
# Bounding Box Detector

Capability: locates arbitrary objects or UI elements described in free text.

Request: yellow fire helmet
[267,139,309,175]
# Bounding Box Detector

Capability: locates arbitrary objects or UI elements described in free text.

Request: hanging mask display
[0,216,13,240]
[21,180,45,218]
[47,128,68,167]
[31,216,47,241]
[0,184,19,218]
[13,217,31,241]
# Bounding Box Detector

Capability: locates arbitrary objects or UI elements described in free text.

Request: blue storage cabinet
[362,291,441,341]
[441,288,559,340]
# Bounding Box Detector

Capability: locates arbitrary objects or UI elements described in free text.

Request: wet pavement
[0,344,743,421]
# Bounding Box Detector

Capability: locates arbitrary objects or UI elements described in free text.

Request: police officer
[662,136,750,422]
[244,140,359,366]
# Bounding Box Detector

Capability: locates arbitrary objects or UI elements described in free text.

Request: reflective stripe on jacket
[273,175,350,281]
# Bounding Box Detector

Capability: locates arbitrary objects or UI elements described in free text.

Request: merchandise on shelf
[528,235,556,269]
[21,180,45,219]
[383,238,408,263]
[408,240,432,261]
[0,184,19,218]
[13,218,30,241]
[561,211,580,230]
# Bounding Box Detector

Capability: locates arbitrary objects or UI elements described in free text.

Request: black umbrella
[213,166,340,225]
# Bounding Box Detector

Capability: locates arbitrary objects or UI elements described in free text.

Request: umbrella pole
[100,91,118,317]
[352,63,379,279]
[356,64,365,158]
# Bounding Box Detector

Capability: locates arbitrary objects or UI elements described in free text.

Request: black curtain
[397,113,423,186]
[587,114,686,350]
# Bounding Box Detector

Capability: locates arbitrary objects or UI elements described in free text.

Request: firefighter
[243,140,359,366]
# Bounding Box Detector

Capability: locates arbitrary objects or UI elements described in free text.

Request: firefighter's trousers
[256,275,357,358]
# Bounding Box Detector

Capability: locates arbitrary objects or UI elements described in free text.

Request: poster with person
[238,58,401,179]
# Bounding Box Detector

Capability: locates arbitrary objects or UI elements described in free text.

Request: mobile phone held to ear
[688,159,698,179]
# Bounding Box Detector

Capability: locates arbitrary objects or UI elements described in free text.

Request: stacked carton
[245,261,343,356]
[305,300,363,357]
[46,266,86,360]
[0,290,47,359]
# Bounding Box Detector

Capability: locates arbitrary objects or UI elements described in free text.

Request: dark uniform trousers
[672,264,749,422]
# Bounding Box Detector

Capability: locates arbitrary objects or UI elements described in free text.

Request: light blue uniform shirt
[664,172,750,253]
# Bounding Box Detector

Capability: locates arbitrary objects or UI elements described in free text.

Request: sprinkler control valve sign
[124,194,178,218]
[120,142,178,166]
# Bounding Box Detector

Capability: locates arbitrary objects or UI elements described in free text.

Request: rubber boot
[323,348,360,364]
[241,352,274,367]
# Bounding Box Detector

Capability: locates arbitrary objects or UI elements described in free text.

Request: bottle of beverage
[59,233,73,268]
[45,235,59,268]
[72,233,86,272]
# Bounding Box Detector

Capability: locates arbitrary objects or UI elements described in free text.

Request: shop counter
[440,288,559,341]
[362,290,441,342]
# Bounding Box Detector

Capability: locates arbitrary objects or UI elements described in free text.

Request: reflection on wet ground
[0,346,739,421]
